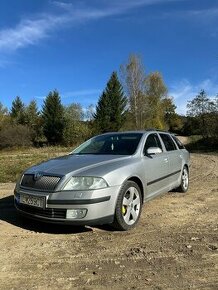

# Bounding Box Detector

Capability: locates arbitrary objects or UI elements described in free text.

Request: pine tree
[10,96,26,124]
[26,100,40,128]
[42,90,65,144]
[26,100,43,144]
[94,72,127,133]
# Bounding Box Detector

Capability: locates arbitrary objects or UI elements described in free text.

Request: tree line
[0,54,217,148]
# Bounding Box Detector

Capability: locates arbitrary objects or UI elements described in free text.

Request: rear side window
[159,134,177,151]
[143,133,162,154]
[172,136,185,149]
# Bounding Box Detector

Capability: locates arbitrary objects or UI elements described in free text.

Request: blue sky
[0,0,218,115]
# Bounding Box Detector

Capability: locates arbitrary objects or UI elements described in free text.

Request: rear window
[159,133,177,151]
[172,136,185,149]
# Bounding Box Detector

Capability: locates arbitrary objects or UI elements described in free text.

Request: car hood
[26,154,131,176]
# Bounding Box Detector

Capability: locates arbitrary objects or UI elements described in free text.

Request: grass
[0,146,72,183]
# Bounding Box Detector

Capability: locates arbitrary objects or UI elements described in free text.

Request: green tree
[10,96,26,125]
[121,55,169,130]
[85,104,95,121]
[120,54,146,129]
[0,102,8,131]
[187,90,218,138]
[63,103,90,146]
[42,90,65,144]
[26,100,44,144]
[26,100,40,127]
[94,72,127,133]
[64,103,84,122]
[182,116,200,136]
[162,97,183,132]
[144,72,168,129]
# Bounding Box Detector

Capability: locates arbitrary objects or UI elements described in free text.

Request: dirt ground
[0,153,217,290]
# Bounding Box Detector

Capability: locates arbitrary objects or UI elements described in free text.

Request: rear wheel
[177,166,189,192]
[112,181,142,231]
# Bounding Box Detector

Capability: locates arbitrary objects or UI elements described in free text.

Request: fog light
[66,209,87,219]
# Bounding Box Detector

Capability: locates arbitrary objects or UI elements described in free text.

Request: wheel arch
[183,163,189,172]
[127,176,145,203]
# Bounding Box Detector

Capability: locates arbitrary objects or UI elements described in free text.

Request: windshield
[72,133,143,155]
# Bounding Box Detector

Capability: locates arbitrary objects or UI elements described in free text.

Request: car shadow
[93,224,117,232]
[0,195,92,234]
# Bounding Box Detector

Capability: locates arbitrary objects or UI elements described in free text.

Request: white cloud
[161,6,218,26]
[62,89,101,107]
[63,89,101,98]
[35,95,46,100]
[187,8,218,18]
[0,58,15,68]
[35,89,101,105]
[169,79,218,115]
[0,15,65,52]
[0,0,184,53]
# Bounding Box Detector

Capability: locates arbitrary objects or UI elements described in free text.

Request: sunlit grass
[0,146,72,183]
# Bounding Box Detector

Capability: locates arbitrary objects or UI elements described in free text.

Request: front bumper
[14,185,121,225]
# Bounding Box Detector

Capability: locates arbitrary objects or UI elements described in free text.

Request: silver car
[14,130,190,231]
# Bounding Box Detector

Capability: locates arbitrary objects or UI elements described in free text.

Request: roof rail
[146,128,170,133]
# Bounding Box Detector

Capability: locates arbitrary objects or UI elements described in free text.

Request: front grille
[21,174,61,191]
[16,201,66,219]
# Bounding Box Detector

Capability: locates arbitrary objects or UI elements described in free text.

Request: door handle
[164,158,168,162]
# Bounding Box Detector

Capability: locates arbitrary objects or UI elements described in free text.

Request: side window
[172,136,185,149]
[159,134,177,151]
[143,134,162,155]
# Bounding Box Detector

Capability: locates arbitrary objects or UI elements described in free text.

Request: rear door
[159,133,183,187]
[143,133,170,198]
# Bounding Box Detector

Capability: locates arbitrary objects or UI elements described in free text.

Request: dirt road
[0,154,217,290]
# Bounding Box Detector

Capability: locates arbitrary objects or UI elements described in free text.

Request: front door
[143,133,170,199]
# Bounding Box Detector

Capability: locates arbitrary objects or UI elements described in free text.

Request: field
[0,153,217,289]
[0,147,70,183]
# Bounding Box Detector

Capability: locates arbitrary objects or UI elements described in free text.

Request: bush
[0,124,33,148]
[62,121,91,146]
[186,136,218,152]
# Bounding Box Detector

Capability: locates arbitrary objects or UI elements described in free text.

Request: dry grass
[0,146,72,183]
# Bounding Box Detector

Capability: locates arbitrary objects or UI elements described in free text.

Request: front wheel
[177,166,189,193]
[112,181,142,231]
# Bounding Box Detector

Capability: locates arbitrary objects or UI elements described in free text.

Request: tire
[177,166,189,193]
[112,181,142,231]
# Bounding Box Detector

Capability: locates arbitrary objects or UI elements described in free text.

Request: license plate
[20,194,45,208]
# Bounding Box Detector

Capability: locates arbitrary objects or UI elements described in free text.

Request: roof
[100,129,171,135]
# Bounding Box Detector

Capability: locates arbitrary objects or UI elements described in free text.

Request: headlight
[63,176,108,190]
[15,173,24,191]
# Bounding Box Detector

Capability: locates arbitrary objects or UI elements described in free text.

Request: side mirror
[146,147,162,155]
